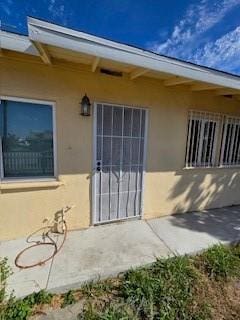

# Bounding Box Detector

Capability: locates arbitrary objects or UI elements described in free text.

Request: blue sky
[1,0,240,75]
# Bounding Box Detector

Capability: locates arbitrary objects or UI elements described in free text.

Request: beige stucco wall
[1,56,240,240]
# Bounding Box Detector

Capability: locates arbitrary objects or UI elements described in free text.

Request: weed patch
[61,290,76,308]
[78,302,137,320]
[198,244,240,280]
[1,244,240,319]
[0,258,12,303]
[122,255,208,319]
[1,296,32,320]
[23,290,53,307]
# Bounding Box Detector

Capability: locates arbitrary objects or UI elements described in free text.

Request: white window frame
[0,96,57,182]
[185,110,221,168]
[220,115,240,167]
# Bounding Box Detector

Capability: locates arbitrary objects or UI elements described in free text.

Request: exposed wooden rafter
[215,89,240,96]
[91,56,100,72]
[32,41,51,64]
[191,83,220,91]
[164,76,192,86]
[130,68,148,80]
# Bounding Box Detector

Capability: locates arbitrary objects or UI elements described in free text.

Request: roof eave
[27,17,240,91]
[1,17,240,92]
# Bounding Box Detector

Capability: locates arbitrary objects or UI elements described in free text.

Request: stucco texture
[1,55,240,240]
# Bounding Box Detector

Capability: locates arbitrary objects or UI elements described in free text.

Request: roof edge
[27,16,240,80]
[1,17,240,91]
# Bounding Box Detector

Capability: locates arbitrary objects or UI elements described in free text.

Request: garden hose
[14,206,74,269]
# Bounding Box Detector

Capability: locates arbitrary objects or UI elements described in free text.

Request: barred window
[185,111,221,168]
[220,116,240,166]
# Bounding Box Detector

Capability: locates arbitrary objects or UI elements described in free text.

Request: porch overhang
[1,17,240,99]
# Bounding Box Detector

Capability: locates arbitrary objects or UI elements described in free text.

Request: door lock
[96,161,101,171]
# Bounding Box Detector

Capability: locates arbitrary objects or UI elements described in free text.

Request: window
[185,111,221,168]
[185,110,240,168]
[0,98,55,179]
[220,116,240,166]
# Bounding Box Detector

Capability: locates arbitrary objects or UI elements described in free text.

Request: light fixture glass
[80,94,91,116]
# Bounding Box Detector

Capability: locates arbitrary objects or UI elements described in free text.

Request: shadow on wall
[166,169,240,241]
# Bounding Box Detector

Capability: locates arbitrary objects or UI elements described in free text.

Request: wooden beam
[215,89,240,96]
[32,41,51,64]
[130,68,148,80]
[0,49,3,57]
[91,56,100,72]
[191,84,220,91]
[164,76,192,86]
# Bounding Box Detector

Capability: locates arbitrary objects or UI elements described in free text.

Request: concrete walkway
[0,205,240,299]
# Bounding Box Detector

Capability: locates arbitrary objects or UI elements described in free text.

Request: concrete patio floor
[0,205,240,298]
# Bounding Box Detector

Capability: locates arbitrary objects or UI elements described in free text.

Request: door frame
[91,101,149,225]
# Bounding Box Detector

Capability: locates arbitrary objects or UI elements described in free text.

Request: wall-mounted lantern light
[80,94,91,116]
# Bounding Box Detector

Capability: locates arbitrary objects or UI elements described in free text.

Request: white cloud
[151,0,239,56]
[1,0,13,16]
[48,0,56,12]
[192,26,240,72]
[48,0,66,24]
[149,0,240,73]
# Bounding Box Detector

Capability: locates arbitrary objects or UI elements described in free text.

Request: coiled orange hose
[15,221,67,269]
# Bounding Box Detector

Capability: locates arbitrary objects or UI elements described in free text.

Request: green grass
[198,244,240,280]
[1,296,32,320]
[0,258,12,303]
[122,255,200,319]
[61,290,76,308]
[1,244,240,319]
[78,302,137,320]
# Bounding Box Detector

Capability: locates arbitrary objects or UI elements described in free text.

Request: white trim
[91,56,100,72]
[220,115,240,167]
[1,177,57,183]
[91,103,97,224]
[141,109,149,218]
[185,109,240,169]
[164,77,193,86]
[94,101,148,111]
[52,103,58,178]
[3,18,239,90]
[93,214,141,226]
[32,41,52,64]
[92,102,148,224]
[0,30,38,56]
[130,68,149,80]
[0,95,55,106]
[26,18,240,90]
[185,110,222,168]
[0,96,57,181]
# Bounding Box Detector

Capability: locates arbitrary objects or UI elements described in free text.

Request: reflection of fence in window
[3,151,54,176]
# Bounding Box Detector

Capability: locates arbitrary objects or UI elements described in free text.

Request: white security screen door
[92,103,147,224]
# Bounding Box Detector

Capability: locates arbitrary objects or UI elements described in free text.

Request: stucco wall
[1,56,240,240]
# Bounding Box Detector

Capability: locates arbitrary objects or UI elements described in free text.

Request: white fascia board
[0,30,39,56]
[27,18,240,90]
